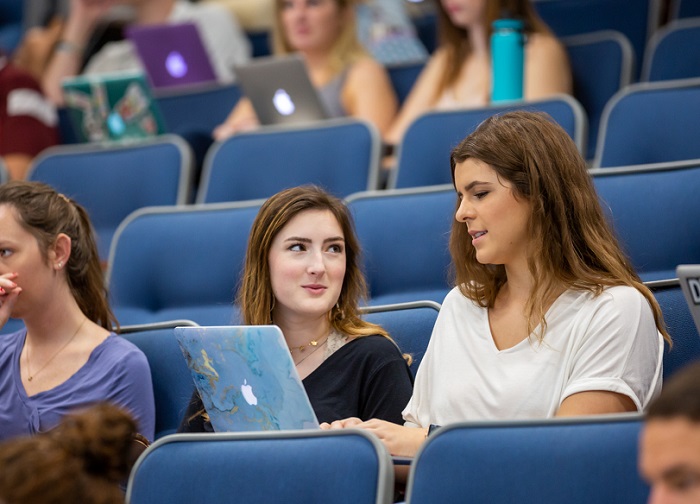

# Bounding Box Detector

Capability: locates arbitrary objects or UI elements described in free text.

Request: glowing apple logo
[240,379,258,406]
[165,51,188,79]
[273,89,295,116]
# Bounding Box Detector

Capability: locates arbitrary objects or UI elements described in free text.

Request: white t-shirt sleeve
[561,286,663,411]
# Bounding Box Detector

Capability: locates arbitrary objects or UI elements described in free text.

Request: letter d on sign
[689,278,700,304]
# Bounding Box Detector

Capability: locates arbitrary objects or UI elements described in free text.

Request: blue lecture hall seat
[362,300,441,376]
[533,0,661,80]
[106,200,262,327]
[197,118,382,203]
[406,414,649,504]
[0,0,23,54]
[127,429,394,504]
[591,160,700,282]
[27,135,193,261]
[346,185,455,306]
[563,30,633,160]
[390,95,586,189]
[594,77,700,168]
[669,0,700,20]
[641,18,700,82]
[119,321,199,439]
[387,61,426,106]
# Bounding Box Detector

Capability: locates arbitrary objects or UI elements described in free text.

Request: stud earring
[57,262,63,268]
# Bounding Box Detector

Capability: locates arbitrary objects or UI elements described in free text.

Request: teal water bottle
[491,18,524,103]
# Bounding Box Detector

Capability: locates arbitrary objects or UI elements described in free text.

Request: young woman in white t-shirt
[325,110,669,462]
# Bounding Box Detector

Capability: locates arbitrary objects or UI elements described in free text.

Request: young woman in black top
[180,185,413,431]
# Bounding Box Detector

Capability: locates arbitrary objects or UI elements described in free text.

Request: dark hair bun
[52,402,138,483]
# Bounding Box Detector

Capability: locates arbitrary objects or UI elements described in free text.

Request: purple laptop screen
[126,22,217,89]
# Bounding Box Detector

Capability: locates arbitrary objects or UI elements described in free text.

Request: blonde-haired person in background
[213,0,397,139]
[180,185,413,431]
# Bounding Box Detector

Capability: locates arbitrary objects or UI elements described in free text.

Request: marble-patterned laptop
[174,325,319,432]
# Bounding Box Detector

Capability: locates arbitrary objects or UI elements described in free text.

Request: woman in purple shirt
[0,181,155,441]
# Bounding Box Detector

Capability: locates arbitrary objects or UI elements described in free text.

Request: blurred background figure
[213,0,398,139]
[385,0,572,146]
[0,50,58,180]
[41,0,251,106]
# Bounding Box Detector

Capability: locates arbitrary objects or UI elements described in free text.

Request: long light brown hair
[0,181,117,331]
[435,0,550,100]
[272,0,367,77]
[237,185,388,340]
[449,111,669,343]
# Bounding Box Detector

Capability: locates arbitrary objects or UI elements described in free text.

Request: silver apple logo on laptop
[273,89,295,116]
[241,379,258,406]
[165,51,188,79]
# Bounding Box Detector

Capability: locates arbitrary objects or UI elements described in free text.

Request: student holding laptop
[41,0,250,106]
[327,112,668,466]
[179,185,413,432]
[212,0,397,139]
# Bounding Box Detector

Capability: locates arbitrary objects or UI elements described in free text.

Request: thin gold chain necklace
[25,317,87,382]
[288,334,327,353]
[293,337,328,367]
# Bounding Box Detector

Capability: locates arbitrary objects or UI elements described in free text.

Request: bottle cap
[492,19,524,30]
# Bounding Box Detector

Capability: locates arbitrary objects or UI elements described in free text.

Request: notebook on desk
[677,264,700,333]
[126,22,218,90]
[61,71,167,142]
[174,325,320,432]
[234,55,329,126]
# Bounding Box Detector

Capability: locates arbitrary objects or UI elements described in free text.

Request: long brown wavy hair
[272,0,367,77]
[435,0,551,100]
[448,111,670,343]
[237,185,390,340]
[0,181,117,331]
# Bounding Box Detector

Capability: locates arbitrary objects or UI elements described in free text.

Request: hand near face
[0,273,21,329]
[322,417,427,458]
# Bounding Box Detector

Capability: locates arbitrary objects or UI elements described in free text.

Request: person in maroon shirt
[0,52,59,180]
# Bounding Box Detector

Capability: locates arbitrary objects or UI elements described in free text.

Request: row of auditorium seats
[24,93,700,278]
[125,413,647,504]
[7,157,696,325]
[102,163,699,324]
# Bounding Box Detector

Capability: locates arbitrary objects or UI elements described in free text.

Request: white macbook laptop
[677,265,700,333]
[234,55,329,126]
[174,325,319,432]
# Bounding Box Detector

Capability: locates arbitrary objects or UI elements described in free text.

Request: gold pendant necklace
[288,336,324,353]
[26,317,87,382]
[293,337,328,367]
